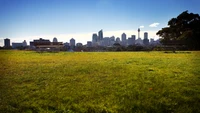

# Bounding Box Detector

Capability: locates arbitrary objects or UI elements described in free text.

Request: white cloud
[0,29,160,46]
[139,26,144,28]
[149,23,160,27]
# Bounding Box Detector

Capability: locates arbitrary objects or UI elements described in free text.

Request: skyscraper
[121,33,126,41]
[98,29,103,41]
[4,38,10,47]
[70,38,75,48]
[121,33,127,46]
[143,32,149,45]
[92,33,98,43]
[144,32,148,39]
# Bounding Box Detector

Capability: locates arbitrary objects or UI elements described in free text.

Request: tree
[157,11,200,50]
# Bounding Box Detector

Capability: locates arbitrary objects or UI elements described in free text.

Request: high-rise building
[92,33,98,43]
[98,29,103,41]
[70,38,75,48]
[144,32,148,39]
[131,35,136,45]
[143,32,149,45]
[4,38,10,47]
[121,33,126,41]
[121,33,127,46]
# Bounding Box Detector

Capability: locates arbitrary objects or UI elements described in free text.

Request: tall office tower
[4,38,10,47]
[144,32,148,39]
[121,33,126,41]
[121,33,127,46]
[53,37,58,42]
[70,38,75,47]
[138,28,140,39]
[98,29,103,41]
[92,33,98,43]
[143,32,149,45]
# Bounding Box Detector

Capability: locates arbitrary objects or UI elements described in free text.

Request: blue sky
[0,0,200,46]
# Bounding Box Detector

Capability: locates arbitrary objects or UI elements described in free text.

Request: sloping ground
[0,50,200,113]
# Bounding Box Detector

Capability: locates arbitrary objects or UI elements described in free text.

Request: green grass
[0,50,200,113]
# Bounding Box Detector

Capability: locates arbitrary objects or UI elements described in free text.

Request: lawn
[0,50,200,113]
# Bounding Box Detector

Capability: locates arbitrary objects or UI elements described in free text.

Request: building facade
[121,33,127,46]
[92,33,98,43]
[70,38,75,47]
[4,38,10,47]
[98,29,103,41]
[143,32,149,45]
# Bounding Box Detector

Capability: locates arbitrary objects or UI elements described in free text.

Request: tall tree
[157,11,200,50]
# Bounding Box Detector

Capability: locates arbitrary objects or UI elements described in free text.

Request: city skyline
[0,0,200,46]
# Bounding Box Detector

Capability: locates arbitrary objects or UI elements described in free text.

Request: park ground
[0,50,200,113]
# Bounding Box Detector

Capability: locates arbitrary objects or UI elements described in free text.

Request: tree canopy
[157,11,200,50]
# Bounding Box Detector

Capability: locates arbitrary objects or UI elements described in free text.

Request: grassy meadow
[0,50,200,113]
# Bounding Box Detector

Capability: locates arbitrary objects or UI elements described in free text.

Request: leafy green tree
[157,11,200,50]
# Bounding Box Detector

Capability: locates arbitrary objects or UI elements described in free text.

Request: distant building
[30,38,50,47]
[110,36,115,41]
[12,40,27,49]
[4,38,10,47]
[76,43,83,47]
[116,37,120,43]
[64,42,70,49]
[30,38,63,50]
[131,35,136,45]
[144,32,148,39]
[92,33,98,43]
[22,40,27,46]
[150,38,154,44]
[70,38,75,47]
[12,43,23,49]
[121,33,127,46]
[98,29,103,41]
[87,41,92,47]
[64,42,70,46]
[102,37,110,47]
[143,32,149,45]
[136,38,143,45]
[128,38,134,45]
[53,37,58,42]
[110,36,115,46]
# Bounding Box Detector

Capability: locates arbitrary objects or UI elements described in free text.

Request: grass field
[0,50,200,113]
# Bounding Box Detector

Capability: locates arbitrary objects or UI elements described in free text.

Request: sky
[0,0,200,46]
